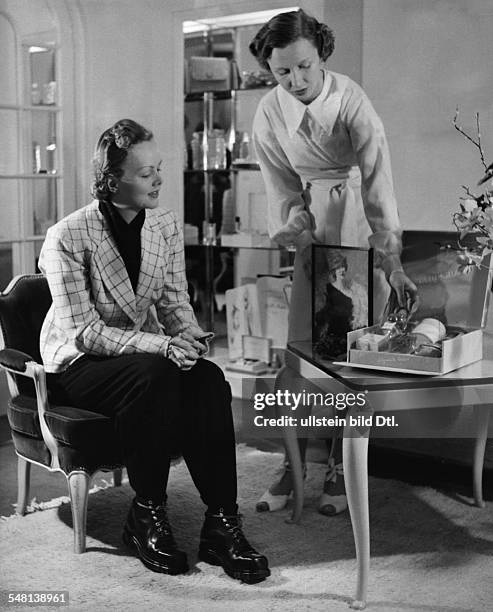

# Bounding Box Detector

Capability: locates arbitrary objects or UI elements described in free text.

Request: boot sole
[198,547,270,584]
[123,527,189,575]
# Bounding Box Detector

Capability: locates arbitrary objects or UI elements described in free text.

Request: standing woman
[250,10,417,515]
[39,119,269,583]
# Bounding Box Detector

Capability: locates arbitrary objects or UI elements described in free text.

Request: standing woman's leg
[256,242,313,513]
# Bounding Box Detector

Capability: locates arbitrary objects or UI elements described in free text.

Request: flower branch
[452,109,493,268]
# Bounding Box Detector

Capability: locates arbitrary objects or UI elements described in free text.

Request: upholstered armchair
[0,274,124,553]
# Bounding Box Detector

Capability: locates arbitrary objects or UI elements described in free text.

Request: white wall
[72,0,332,217]
[362,0,493,230]
[73,0,181,212]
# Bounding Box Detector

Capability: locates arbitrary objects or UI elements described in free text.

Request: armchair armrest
[0,350,60,470]
[0,348,34,373]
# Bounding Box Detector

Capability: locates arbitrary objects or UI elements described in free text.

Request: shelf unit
[0,32,61,289]
[184,85,281,332]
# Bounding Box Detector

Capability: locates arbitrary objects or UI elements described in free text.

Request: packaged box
[345,323,483,375]
[185,57,231,93]
[334,237,492,375]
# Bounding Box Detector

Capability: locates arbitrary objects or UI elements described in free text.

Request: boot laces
[218,513,253,552]
[149,503,172,535]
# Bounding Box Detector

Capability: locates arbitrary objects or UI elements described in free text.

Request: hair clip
[110,126,131,150]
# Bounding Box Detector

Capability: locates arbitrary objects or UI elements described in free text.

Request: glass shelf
[184,85,274,103]
[184,165,259,173]
[184,168,232,174]
[0,174,62,179]
[0,104,60,112]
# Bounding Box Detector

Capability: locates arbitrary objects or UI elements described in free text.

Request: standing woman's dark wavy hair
[91,118,153,201]
[249,9,335,72]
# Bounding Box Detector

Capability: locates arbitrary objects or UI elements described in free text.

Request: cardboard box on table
[337,239,492,375]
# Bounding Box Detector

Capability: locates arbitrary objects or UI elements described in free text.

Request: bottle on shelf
[46,140,57,174]
[202,220,217,246]
[208,129,227,169]
[230,59,240,90]
[225,126,239,162]
[31,83,41,105]
[42,81,57,105]
[239,132,251,160]
[191,132,203,169]
[46,114,57,173]
[32,142,41,173]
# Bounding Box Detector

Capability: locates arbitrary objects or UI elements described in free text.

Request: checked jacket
[38,200,201,373]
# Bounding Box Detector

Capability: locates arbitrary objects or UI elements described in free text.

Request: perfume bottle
[376,303,410,352]
[239,132,251,160]
[31,83,41,105]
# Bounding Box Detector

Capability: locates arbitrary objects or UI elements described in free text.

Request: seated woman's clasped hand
[167,328,209,370]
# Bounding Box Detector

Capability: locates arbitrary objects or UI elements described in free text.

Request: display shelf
[184,85,273,103]
[0,174,62,179]
[184,166,258,174]
[0,103,61,112]
[184,168,233,174]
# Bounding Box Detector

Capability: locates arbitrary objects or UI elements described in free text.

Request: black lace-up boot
[198,510,270,584]
[123,497,188,574]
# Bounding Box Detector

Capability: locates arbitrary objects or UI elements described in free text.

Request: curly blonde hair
[91,119,153,201]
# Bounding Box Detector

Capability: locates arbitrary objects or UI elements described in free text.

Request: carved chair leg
[17,457,31,515]
[67,470,91,553]
[113,468,123,487]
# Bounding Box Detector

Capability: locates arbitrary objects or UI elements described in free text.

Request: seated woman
[38,119,269,584]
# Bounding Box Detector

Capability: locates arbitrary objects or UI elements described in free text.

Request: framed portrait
[312,245,373,361]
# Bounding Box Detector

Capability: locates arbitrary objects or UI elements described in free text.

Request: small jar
[412,318,446,345]
[202,221,217,246]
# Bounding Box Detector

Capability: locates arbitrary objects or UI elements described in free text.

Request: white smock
[253,70,403,342]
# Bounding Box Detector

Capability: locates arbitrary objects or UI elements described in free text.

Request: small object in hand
[197,333,214,346]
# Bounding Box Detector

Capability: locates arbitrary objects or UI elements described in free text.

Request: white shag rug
[1,444,492,612]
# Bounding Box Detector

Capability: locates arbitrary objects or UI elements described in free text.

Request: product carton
[337,236,492,375]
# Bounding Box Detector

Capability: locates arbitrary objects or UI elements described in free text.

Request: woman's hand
[179,328,213,357]
[167,333,202,370]
[388,270,419,314]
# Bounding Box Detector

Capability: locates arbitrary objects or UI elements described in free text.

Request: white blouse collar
[276,70,344,138]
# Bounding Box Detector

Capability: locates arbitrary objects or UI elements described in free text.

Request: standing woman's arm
[253,104,312,247]
[342,81,403,277]
[342,81,417,305]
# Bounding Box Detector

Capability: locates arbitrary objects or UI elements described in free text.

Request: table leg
[276,365,305,524]
[472,405,490,508]
[344,430,370,610]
